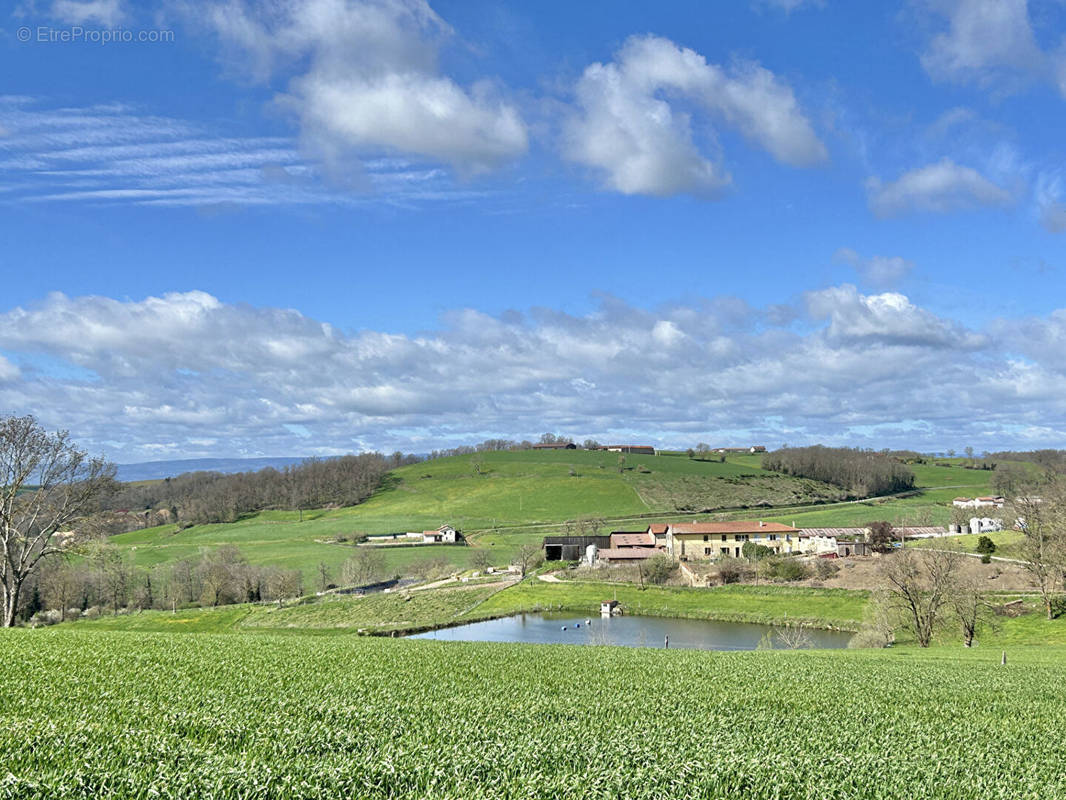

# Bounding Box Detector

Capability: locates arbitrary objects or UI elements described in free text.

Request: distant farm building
[666,521,799,560]
[422,524,461,544]
[543,535,611,561]
[598,445,656,455]
[953,496,1005,509]
[714,445,767,454]
[532,441,577,450]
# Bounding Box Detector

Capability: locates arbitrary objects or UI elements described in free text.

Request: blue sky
[2,0,1066,461]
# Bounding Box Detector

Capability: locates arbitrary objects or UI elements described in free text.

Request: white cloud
[834,247,915,287]
[562,35,826,197]
[5,287,1066,458]
[0,100,483,208]
[0,355,19,382]
[918,0,1061,95]
[49,0,126,25]
[804,285,984,349]
[199,0,528,176]
[866,158,1012,217]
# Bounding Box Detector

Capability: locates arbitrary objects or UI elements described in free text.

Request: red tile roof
[648,524,668,535]
[610,532,656,547]
[669,521,797,535]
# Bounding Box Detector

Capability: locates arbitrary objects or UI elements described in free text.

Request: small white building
[421,524,460,544]
[969,517,1003,533]
[953,497,1005,509]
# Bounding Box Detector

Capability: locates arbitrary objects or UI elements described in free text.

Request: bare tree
[317,561,332,592]
[0,415,115,627]
[1010,488,1066,619]
[952,572,994,647]
[515,543,543,576]
[341,547,386,587]
[865,520,896,552]
[880,548,962,647]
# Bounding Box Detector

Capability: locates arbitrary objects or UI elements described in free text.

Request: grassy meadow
[5,628,1066,799]
[104,451,1015,584]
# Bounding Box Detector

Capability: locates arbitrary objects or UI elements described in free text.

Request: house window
[704,547,712,556]
[735,534,749,542]
[703,534,708,542]
[720,534,727,542]
[720,547,729,555]
[768,534,777,541]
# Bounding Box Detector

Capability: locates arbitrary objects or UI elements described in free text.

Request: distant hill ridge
[115,457,312,482]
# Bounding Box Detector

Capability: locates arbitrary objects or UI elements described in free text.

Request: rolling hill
[105,450,1003,584]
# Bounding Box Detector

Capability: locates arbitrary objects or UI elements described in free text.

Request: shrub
[644,554,674,585]
[716,557,749,584]
[980,553,992,564]
[975,536,996,555]
[814,559,840,580]
[764,557,810,582]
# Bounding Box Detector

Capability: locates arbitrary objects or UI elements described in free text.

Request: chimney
[759,520,764,527]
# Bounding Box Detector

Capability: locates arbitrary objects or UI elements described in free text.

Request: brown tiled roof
[610,532,656,547]
[669,521,797,535]
[648,524,668,535]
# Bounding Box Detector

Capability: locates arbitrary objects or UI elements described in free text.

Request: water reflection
[411,612,852,650]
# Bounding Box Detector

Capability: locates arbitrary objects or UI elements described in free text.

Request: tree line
[762,445,915,497]
[20,543,305,624]
[99,453,417,528]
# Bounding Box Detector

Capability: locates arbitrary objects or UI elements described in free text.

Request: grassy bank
[462,579,869,631]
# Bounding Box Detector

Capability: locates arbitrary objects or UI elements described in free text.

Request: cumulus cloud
[3,287,1066,458]
[834,248,915,288]
[198,0,527,176]
[866,158,1012,217]
[562,35,826,197]
[918,0,1063,95]
[804,285,984,349]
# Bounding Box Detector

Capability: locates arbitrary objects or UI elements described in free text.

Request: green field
[4,629,1066,799]
[104,452,1016,585]
[108,450,844,581]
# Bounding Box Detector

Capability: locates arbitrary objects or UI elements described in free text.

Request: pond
[410,612,853,651]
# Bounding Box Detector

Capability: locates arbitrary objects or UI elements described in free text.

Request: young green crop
[3,630,1066,798]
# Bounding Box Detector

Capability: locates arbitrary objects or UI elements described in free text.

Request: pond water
[411,612,853,651]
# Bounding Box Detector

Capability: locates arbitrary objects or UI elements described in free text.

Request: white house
[969,517,1003,533]
[422,524,460,544]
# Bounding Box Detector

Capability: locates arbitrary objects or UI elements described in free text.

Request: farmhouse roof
[669,521,797,535]
[799,527,865,537]
[648,524,668,535]
[610,532,656,547]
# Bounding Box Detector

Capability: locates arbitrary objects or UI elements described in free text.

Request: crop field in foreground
[3,631,1066,799]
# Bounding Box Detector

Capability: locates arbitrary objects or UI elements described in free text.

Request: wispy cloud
[0,97,488,208]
